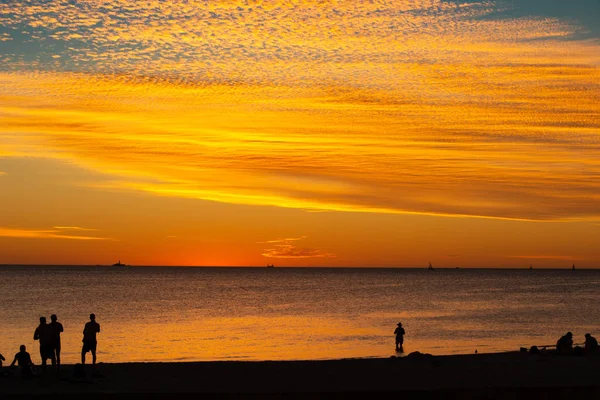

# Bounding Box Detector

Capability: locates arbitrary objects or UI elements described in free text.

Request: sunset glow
[1,0,599,267]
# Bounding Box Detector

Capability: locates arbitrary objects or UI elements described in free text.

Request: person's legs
[50,349,56,368]
[81,347,86,365]
[41,345,55,370]
[91,349,96,365]
[54,345,61,369]
[40,348,47,371]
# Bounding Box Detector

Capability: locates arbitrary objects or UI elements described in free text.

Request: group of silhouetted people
[391,323,598,358]
[33,314,63,371]
[556,332,598,356]
[0,313,100,378]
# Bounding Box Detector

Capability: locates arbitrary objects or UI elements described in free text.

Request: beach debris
[405,351,433,360]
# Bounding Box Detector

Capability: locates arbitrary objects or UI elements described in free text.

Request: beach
[3,352,600,399]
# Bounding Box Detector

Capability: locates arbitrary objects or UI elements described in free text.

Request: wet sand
[2,351,600,399]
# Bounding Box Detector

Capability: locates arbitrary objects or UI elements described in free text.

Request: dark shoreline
[3,352,600,399]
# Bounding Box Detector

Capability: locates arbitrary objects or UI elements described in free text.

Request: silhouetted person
[82,313,100,365]
[10,345,35,378]
[49,314,64,369]
[556,332,573,355]
[394,322,405,352]
[33,316,55,370]
[585,333,598,355]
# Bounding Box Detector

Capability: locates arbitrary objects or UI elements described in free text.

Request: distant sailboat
[266,264,275,268]
[428,262,434,271]
[572,264,575,271]
[529,264,533,270]
[112,260,127,267]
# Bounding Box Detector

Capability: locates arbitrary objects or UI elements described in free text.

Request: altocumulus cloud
[261,237,336,259]
[1,0,599,221]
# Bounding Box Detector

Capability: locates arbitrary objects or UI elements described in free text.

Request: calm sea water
[0,266,598,364]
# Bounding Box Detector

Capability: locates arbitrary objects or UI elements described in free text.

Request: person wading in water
[394,322,406,352]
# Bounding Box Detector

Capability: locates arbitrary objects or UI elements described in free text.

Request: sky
[1,0,599,267]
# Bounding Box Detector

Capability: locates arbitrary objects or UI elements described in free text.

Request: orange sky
[1,0,599,267]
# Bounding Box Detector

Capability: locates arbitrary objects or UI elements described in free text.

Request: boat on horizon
[112,260,128,267]
[428,262,434,271]
[572,264,575,271]
[266,264,275,268]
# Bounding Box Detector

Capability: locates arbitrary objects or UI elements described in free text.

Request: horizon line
[0,264,597,270]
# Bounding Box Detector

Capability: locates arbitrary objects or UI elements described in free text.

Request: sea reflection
[0,267,598,363]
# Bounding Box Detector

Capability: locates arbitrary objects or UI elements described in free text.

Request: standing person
[10,345,35,378]
[394,322,406,352]
[584,333,598,355]
[49,314,64,369]
[33,316,55,370]
[81,313,101,365]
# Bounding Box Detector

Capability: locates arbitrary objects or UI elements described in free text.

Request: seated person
[556,332,574,355]
[585,333,598,355]
[10,345,35,378]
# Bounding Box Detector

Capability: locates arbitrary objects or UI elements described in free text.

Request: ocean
[0,266,598,364]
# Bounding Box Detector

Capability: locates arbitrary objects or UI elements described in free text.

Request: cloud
[261,237,336,259]
[258,237,307,244]
[0,1,599,221]
[505,255,581,261]
[2,65,600,221]
[0,226,112,241]
[0,0,593,80]
[53,226,98,231]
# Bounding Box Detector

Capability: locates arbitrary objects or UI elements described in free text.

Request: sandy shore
[2,352,600,399]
